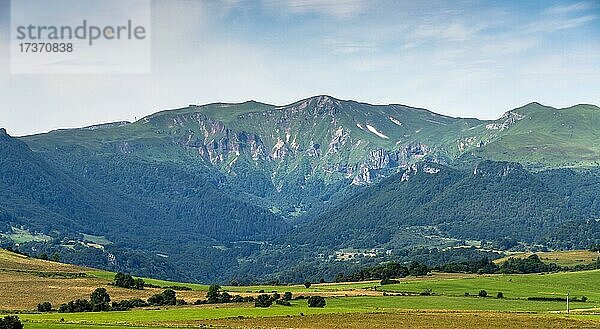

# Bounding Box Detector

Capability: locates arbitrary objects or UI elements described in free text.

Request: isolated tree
[304,281,311,289]
[91,288,111,311]
[478,290,488,298]
[37,301,52,312]
[307,296,326,308]
[283,292,293,301]
[206,284,221,303]
[0,315,23,329]
[255,294,273,308]
[161,289,177,305]
[114,273,135,288]
[496,292,504,299]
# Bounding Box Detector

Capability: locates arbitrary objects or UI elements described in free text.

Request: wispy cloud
[263,0,368,18]
[526,14,597,33]
[323,40,375,54]
[543,1,594,15]
[407,20,488,43]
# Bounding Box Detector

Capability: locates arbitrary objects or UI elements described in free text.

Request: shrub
[380,278,400,285]
[528,296,587,302]
[148,289,177,306]
[275,299,291,306]
[58,299,92,313]
[496,292,504,299]
[283,292,293,301]
[112,298,148,311]
[0,316,23,329]
[307,296,326,308]
[420,288,433,296]
[255,294,272,308]
[304,281,312,289]
[91,288,111,311]
[37,301,52,312]
[478,290,488,297]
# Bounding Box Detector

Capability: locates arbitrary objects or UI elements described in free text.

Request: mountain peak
[0,128,6,136]
[307,95,340,102]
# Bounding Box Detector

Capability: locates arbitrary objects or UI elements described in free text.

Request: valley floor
[16,299,600,329]
[2,249,599,328]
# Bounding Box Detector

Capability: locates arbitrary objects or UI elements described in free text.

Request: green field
[16,270,600,328]
[379,270,600,301]
[17,295,600,328]
[3,248,600,329]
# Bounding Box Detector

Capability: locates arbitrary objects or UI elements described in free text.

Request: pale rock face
[167,103,435,186]
[486,111,525,130]
[271,138,286,159]
[306,143,321,157]
[367,149,391,170]
[327,126,349,155]
[401,164,418,182]
[423,165,440,174]
[402,143,430,160]
[351,165,371,185]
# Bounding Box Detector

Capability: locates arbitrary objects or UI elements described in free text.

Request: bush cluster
[50,288,187,313]
[0,315,23,329]
[114,273,144,290]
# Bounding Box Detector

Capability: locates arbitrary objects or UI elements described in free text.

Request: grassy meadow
[494,250,600,267]
[1,248,599,328]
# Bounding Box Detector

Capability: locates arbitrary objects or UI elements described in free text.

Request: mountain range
[1,96,599,282]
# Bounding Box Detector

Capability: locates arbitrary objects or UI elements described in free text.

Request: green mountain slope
[286,161,600,250]
[0,128,288,281]
[2,97,599,282]
[458,103,600,168]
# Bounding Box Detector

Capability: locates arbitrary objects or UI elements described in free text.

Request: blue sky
[0,0,599,135]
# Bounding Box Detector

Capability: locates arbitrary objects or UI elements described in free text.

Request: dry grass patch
[494,250,600,267]
[0,270,207,311]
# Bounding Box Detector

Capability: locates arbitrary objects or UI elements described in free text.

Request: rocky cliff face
[21,97,596,210]
[144,96,442,187]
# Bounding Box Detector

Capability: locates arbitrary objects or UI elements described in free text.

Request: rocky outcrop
[485,111,524,130]
[161,103,435,186]
[351,164,372,185]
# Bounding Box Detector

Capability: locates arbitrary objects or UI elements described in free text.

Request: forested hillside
[286,161,600,251]
[1,97,599,282]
